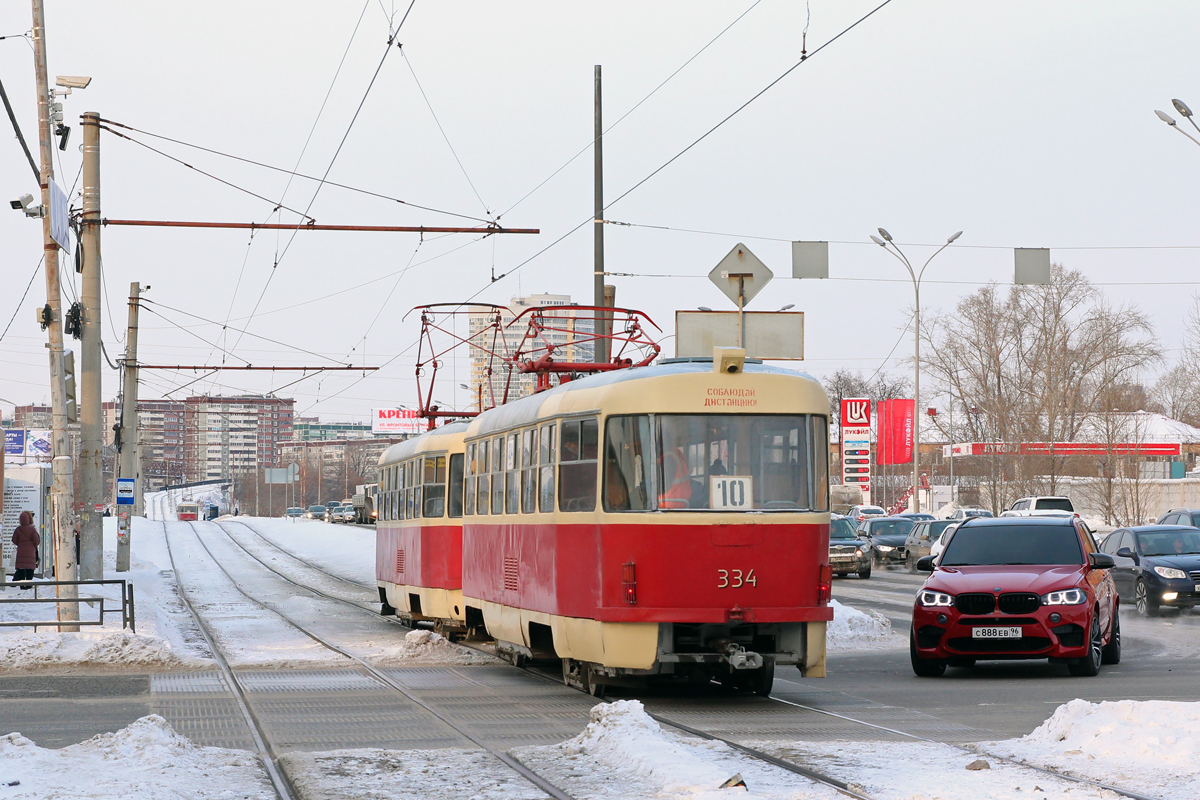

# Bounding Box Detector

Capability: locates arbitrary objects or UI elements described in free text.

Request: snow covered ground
[6,697,1188,800]
[0,715,273,800]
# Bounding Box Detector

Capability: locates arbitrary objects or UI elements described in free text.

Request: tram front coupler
[710,638,763,670]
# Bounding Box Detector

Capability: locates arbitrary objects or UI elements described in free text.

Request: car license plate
[1195,583,1200,593]
[972,627,1021,639]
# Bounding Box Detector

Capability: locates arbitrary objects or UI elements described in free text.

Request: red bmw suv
[911,516,1119,677]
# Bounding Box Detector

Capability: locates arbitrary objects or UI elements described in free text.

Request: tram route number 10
[717,568,757,588]
[710,476,753,509]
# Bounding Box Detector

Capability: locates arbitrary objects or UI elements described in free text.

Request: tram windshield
[604,414,829,512]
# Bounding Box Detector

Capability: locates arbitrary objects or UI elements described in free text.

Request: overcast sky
[1,1,1198,423]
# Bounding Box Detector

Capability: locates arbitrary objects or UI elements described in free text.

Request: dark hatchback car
[829,515,872,579]
[911,517,1119,677]
[1100,525,1200,616]
[858,517,915,566]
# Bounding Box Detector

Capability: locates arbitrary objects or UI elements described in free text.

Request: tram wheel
[751,661,775,697]
[585,666,607,699]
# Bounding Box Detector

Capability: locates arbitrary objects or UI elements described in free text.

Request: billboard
[839,398,872,505]
[371,408,424,435]
[4,430,24,456]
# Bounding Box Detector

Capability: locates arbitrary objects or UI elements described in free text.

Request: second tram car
[460,355,832,695]
[176,502,200,521]
[375,422,469,633]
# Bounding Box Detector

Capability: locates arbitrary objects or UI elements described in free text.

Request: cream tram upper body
[375,421,469,625]
[459,358,833,677]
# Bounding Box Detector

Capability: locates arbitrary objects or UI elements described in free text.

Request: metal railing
[0,579,135,632]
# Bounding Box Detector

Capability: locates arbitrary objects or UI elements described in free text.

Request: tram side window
[476,440,490,515]
[505,432,520,514]
[810,415,829,511]
[521,428,538,513]
[423,455,446,518]
[559,418,598,512]
[604,415,654,511]
[491,436,505,514]
[448,453,465,518]
[539,423,556,512]
[464,445,477,516]
[407,460,418,519]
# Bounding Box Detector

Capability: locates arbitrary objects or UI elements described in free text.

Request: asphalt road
[826,567,1200,737]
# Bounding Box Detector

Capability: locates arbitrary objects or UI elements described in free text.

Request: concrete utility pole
[115,282,141,572]
[78,112,103,581]
[593,65,608,365]
[31,0,79,628]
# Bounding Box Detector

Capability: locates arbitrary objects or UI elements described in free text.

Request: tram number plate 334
[717,569,757,588]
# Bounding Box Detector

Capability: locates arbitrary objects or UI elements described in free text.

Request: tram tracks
[164,520,575,800]
[195,518,1165,800]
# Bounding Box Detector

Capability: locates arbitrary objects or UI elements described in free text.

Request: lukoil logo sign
[842,398,871,426]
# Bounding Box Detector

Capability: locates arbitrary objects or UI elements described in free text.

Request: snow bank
[0,715,272,799]
[0,630,199,672]
[515,700,836,799]
[825,599,898,651]
[372,629,497,666]
[984,698,1200,799]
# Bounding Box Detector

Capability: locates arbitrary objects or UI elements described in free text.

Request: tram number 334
[717,569,757,588]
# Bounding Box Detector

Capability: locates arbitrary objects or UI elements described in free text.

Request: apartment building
[467,293,594,406]
[182,395,294,482]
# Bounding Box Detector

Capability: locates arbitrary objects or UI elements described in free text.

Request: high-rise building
[182,395,294,482]
[467,293,594,405]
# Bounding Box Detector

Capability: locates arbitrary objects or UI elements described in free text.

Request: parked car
[829,514,872,579]
[305,504,327,520]
[1100,525,1200,616]
[858,517,916,566]
[897,512,936,521]
[911,517,1119,677]
[905,520,958,572]
[1001,496,1075,517]
[1156,508,1200,528]
[929,523,958,561]
[847,505,887,523]
[949,507,994,520]
[284,507,304,518]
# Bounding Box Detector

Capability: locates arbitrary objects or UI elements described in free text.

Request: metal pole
[31,0,78,628]
[913,282,920,512]
[79,112,103,580]
[949,363,955,507]
[116,282,141,571]
[593,65,608,365]
[738,278,746,349]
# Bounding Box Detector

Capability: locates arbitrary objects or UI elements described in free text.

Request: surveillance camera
[713,347,746,375]
[11,193,33,211]
[55,75,92,89]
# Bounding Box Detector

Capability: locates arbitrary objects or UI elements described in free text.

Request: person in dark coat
[12,511,40,590]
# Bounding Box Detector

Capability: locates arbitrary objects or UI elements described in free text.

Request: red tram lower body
[376,522,466,628]
[462,520,831,689]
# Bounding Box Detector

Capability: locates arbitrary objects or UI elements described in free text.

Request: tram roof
[379,419,471,465]
[469,358,823,439]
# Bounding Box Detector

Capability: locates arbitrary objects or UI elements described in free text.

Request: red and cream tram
[176,502,200,521]
[375,422,469,633]
[460,352,832,696]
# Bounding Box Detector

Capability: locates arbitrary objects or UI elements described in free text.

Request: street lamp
[1154,100,1200,147]
[870,228,963,512]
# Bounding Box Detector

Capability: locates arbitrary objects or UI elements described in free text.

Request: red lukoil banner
[877,399,914,465]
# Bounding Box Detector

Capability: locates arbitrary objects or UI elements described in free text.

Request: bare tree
[921,265,1162,510]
